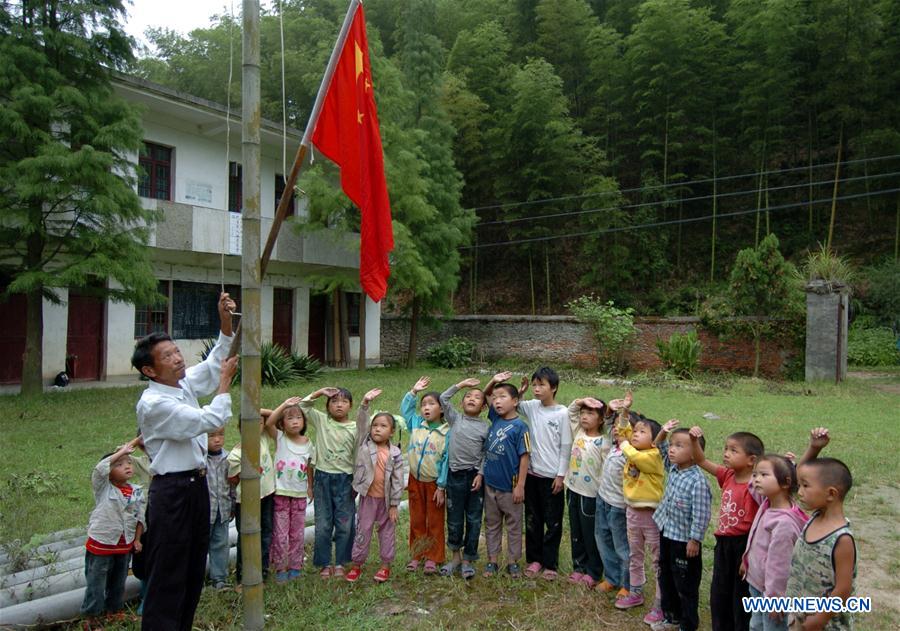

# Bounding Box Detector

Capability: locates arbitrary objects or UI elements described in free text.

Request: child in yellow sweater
[611,392,673,627]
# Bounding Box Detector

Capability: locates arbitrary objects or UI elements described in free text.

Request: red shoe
[345,566,362,582]
[373,567,390,582]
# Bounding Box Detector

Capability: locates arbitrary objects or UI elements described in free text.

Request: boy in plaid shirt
[650,422,712,631]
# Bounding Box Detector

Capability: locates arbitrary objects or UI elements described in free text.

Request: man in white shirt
[133,292,238,631]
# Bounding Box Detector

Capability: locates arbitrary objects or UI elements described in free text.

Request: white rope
[279,0,287,178]
[222,0,235,293]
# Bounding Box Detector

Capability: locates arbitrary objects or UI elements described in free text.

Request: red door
[66,291,104,380]
[272,288,293,352]
[0,292,27,383]
[307,294,328,362]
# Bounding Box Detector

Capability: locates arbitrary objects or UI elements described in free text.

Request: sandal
[440,561,460,577]
[524,561,542,578]
[542,569,559,581]
[423,560,438,575]
[483,562,499,577]
[461,563,476,580]
[506,563,521,578]
[406,559,420,572]
[319,566,332,580]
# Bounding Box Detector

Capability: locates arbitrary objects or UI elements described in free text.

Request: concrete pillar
[261,285,273,344]
[293,286,310,355]
[42,290,68,380]
[805,281,850,382]
[365,297,381,364]
[106,280,137,378]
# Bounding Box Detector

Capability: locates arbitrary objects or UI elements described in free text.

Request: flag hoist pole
[227,0,361,360]
[240,0,264,629]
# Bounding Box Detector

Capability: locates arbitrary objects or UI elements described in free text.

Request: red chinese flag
[310,4,393,302]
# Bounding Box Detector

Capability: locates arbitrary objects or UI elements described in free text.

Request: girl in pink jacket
[741,454,808,631]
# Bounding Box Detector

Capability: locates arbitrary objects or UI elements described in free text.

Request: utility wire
[461,187,900,250]
[477,170,900,227]
[466,153,900,213]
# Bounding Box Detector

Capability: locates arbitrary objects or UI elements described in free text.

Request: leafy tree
[534,0,598,119]
[727,234,801,376]
[0,0,160,395]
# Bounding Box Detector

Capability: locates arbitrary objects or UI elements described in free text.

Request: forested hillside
[134,0,900,316]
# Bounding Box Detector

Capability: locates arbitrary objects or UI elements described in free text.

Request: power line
[461,187,900,250]
[476,170,900,227]
[465,153,900,213]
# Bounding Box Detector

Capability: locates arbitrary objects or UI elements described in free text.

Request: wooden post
[240,1,264,628]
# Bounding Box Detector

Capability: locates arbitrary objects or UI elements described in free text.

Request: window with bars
[275,174,296,215]
[171,281,241,340]
[134,281,170,338]
[138,142,172,200]
[347,292,361,337]
[228,162,242,213]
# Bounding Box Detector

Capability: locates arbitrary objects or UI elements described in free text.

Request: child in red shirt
[689,427,764,631]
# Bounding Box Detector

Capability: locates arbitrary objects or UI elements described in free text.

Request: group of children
[83,367,857,631]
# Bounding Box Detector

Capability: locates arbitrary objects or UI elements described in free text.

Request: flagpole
[229,0,362,359]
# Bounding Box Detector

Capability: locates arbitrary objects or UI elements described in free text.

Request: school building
[0,74,381,385]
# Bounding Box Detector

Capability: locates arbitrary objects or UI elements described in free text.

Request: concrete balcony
[142,198,359,271]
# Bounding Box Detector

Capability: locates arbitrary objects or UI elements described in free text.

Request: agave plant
[199,340,299,386]
[802,244,857,287]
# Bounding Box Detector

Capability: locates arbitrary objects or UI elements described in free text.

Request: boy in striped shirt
[650,423,713,631]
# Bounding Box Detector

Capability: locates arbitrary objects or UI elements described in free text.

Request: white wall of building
[106,280,138,378]
[292,286,310,355]
[41,290,68,379]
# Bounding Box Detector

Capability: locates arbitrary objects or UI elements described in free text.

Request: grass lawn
[1,365,898,630]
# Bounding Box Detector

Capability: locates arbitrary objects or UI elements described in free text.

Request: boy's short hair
[208,427,226,436]
[327,387,353,407]
[671,426,704,450]
[803,457,853,499]
[277,404,307,434]
[131,332,172,373]
[531,366,560,395]
[494,383,520,400]
[728,431,764,458]
[635,415,662,439]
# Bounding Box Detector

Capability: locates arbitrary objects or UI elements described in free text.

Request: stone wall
[381,314,798,378]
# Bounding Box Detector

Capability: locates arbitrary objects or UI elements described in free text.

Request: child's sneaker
[506,563,521,578]
[345,566,362,583]
[288,569,302,580]
[615,591,645,609]
[642,607,664,624]
[649,620,680,631]
[373,567,390,583]
[275,571,290,583]
[596,580,619,593]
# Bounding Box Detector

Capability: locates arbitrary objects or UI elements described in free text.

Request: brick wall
[381,314,798,377]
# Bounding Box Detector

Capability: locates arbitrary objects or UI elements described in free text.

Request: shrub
[567,295,637,374]
[847,325,900,366]
[199,340,299,386]
[801,243,857,286]
[857,260,900,330]
[426,337,475,369]
[290,352,323,381]
[656,330,702,378]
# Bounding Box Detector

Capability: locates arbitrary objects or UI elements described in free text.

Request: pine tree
[0,0,160,395]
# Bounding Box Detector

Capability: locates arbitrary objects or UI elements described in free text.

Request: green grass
[2,365,899,630]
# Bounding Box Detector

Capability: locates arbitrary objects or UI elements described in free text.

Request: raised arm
[797,427,830,466]
[183,293,237,397]
[688,426,719,475]
[357,388,382,445]
[92,436,142,495]
[483,371,512,400]
[264,396,302,439]
[299,387,338,427]
[655,419,679,447]
[567,399,583,433]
